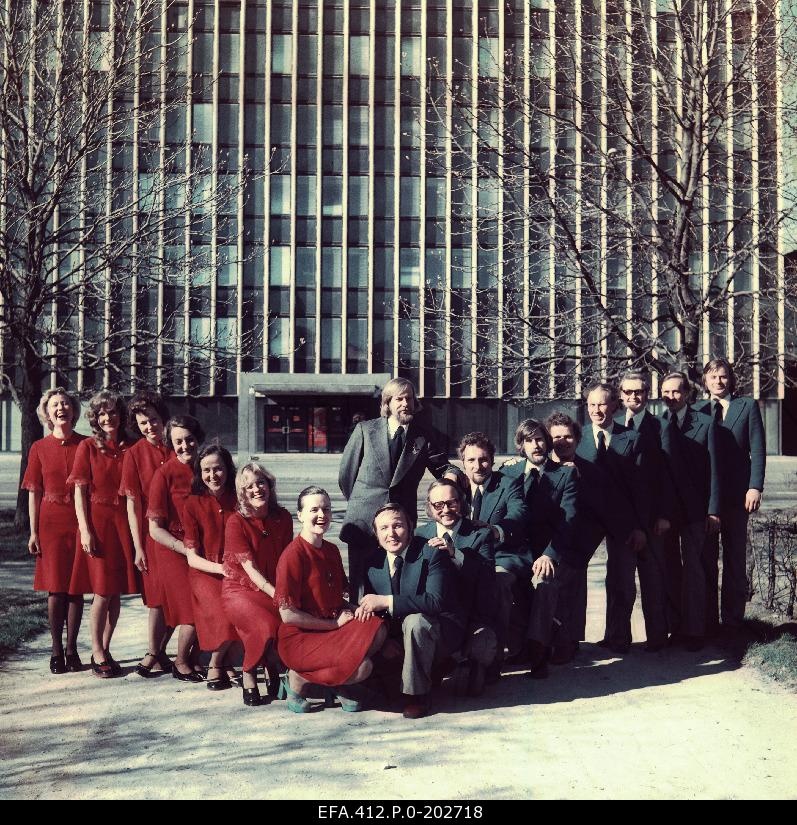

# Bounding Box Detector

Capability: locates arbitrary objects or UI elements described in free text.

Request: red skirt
[34,499,79,593]
[278,616,384,686]
[137,535,165,609]
[69,502,139,597]
[189,568,239,651]
[221,580,280,671]
[152,540,194,626]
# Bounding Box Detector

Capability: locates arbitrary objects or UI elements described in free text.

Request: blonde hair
[85,390,126,446]
[37,387,81,431]
[235,461,280,517]
[380,377,421,418]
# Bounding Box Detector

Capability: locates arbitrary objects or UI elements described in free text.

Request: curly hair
[544,412,582,442]
[127,390,170,433]
[236,462,280,517]
[457,431,496,461]
[513,419,552,454]
[191,444,237,496]
[85,390,128,446]
[37,387,81,431]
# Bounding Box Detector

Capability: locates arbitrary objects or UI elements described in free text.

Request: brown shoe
[402,693,430,719]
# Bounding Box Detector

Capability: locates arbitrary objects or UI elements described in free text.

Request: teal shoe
[279,673,312,713]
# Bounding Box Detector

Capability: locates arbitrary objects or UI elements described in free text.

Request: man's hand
[745,489,762,513]
[626,528,647,553]
[355,593,390,621]
[653,518,671,537]
[336,609,355,628]
[427,536,452,556]
[531,555,556,582]
[706,514,721,535]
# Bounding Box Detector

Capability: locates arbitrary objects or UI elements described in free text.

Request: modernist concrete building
[0,0,791,456]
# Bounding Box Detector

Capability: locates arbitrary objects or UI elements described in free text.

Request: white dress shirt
[436,519,465,569]
[592,422,613,449]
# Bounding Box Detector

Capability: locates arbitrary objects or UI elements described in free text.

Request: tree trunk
[13,370,44,533]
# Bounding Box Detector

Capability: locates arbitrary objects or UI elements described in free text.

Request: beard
[396,409,414,426]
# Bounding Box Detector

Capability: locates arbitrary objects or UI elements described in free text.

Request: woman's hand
[28,533,41,556]
[134,549,148,573]
[336,609,354,628]
[80,529,96,557]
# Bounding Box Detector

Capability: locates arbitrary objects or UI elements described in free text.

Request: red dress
[119,438,169,607]
[146,456,194,626]
[68,438,139,596]
[275,536,384,686]
[21,432,86,592]
[221,508,293,671]
[183,490,240,651]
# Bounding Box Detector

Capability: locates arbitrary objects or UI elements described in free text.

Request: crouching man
[356,503,460,719]
[415,479,498,696]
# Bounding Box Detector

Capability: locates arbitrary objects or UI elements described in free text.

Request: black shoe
[644,639,667,653]
[526,645,550,680]
[155,652,174,673]
[91,655,114,678]
[243,686,263,706]
[683,635,704,652]
[172,667,204,683]
[136,653,166,678]
[264,666,281,699]
[206,673,233,691]
[104,652,122,677]
[550,641,579,665]
[484,662,501,684]
[50,654,67,674]
[597,638,630,655]
[65,652,83,672]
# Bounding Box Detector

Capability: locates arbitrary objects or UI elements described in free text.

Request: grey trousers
[703,506,749,630]
[665,520,708,637]
[400,613,441,696]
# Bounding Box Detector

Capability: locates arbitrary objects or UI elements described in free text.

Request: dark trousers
[703,506,749,630]
[665,521,708,637]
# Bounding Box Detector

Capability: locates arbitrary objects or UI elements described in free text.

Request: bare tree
[420,0,794,398]
[0,0,251,527]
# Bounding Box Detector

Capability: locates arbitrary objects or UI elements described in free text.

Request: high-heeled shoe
[242,686,262,706]
[91,655,113,678]
[278,673,312,713]
[65,652,83,673]
[206,671,232,691]
[49,654,66,675]
[264,666,281,699]
[104,651,122,677]
[136,652,168,678]
[155,651,174,673]
[172,666,204,683]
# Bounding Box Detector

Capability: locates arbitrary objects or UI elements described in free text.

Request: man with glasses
[575,382,650,654]
[415,479,498,696]
[357,501,460,719]
[614,370,675,652]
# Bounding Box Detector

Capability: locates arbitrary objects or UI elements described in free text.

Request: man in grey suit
[695,358,766,633]
[356,502,460,719]
[339,377,453,599]
[660,371,722,650]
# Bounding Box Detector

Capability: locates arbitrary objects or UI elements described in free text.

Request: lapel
[680,408,703,440]
[479,472,502,523]
[399,539,424,594]
[372,552,392,595]
[608,424,630,457]
[415,520,436,542]
[723,397,745,431]
[392,423,424,486]
[367,418,393,487]
[542,459,564,497]
[454,519,479,550]
[577,426,598,462]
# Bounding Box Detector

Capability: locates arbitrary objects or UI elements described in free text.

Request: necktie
[526,466,539,495]
[626,415,635,430]
[442,531,454,556]
[471,486,483,520]
[713,400,723,424]
[391,555,403,598]
[389,425,404,471]
[596,430,607,461]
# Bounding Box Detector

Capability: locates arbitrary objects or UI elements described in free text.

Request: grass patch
[0,509,30,561]
[0,588,48,660]
[743,632,797,691]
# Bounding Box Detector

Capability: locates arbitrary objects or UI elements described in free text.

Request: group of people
[21,358,765,719]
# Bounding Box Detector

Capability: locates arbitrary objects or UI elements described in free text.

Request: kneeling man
[356,503,460,719]
[415,479,498,696]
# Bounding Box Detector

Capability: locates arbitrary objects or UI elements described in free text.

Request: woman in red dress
[183,445,241,691]
[221,462,293,707]
[276,486,386,713]
[147,414,205,682]
[22,388,86,674]
[68,391,138,678]
[120,391,173,677]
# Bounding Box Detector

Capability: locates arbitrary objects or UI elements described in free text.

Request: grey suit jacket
[338,417,452,545]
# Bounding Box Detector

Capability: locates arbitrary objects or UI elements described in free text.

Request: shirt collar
[387,417,403,438]
[469,475,490,496]
[713,396,731,412]
[592,422,613,445]
[626,408,646,428]
[676,405,688,425]
[387,547,407,575]
[524,459,543,476]
[436,519,462,539]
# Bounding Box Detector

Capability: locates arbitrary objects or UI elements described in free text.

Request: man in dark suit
[339,377,453,599]
[545,412,635,662]
[415,479,497,696]
[357,502,460,719]
[615,369,675,651]
[575,382,649,654]
[660,371,722,650]
[447,432,527,666]
[501,418,579,677]
[695,358,766,633]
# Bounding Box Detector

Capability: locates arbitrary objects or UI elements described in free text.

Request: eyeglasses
[621,388,646,396]
[430,499,459,512]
